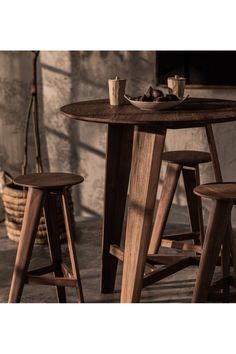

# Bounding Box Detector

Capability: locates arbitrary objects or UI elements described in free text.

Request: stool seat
[194,182,236,201]
[162,150,211,166]
[14,172,84,189]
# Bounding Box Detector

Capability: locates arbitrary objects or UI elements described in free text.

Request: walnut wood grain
[8,188,46,303]
[101,124,134,293]
[162,150,211,166]
[109,244,155,274]
[205,124,236,277]
[121,126,166,303]
[222,225,231,301]
[143,258,191,288]
[148,162,182,254]
[61,188,84,303]
[43,192,66,302]
[194,164,205,244]
[149,151,206,254]
[61,98,236,128]
[160,239,202,253]
[182,165,204,245]
[9,173,84,303]
[194,183,236,201]
[60,98,236,303]
[205,124,223,182]
[26,275,77,287]
[14,172,84,189]
[192,199,233,302]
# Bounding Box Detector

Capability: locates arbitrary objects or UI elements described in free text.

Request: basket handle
[22,51,43,175]
[0,171,14,189]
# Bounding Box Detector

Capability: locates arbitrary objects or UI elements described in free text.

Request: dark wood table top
[60,97,236,128]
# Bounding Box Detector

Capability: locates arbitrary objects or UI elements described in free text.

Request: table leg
[101,124,134,293]
[121,126,166,303]
[205,124,223,182]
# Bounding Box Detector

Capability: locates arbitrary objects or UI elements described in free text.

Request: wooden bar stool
[8,172,84,303]
[192,183,236,302]
[148,150,211,254]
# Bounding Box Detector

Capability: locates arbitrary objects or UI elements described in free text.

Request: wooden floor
[0,218,233,303]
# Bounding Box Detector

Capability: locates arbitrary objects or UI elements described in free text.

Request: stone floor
[0,218,230,303]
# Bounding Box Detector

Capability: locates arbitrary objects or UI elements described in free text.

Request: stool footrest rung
[163,232,200,241]
[27,264,58,276]
[109,244,194,287]
[147,254,224,267]
[109,244,124,261]
[109,244,155,273]
[161,239,202,253]
[143,258,192,288]
[26,274,78,287]
[147,254,198,265]
[61,263,73,278]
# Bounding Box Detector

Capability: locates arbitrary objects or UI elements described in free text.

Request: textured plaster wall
[0,51,156,219]
[40,51,156,217]
[1,51,236,225]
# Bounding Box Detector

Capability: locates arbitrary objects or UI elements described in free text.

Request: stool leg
[230,231,236,277]
[205,124,223,182]
[192,200,232,303]
[61,188,84,303]
[8,188,46,303]
[222,224,231,301]
[194,165,205,245]
[182,166,203,246]
[43,193,67,303]
[148,162,182,254]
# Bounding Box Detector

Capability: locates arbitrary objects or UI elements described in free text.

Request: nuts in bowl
[125,86,188,111]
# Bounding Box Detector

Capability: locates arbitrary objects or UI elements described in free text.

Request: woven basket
[2,181,74,245]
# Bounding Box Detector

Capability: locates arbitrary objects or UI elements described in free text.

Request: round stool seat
[14,172,84,189]
[162,150,211,166]
[194,182,236,201]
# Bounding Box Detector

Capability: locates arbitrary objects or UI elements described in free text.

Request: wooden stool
[148,150,211,254]
[8,172,84,303]
[192,183,236,302]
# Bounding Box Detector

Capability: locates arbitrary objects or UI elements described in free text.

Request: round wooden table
[61,97,236,303]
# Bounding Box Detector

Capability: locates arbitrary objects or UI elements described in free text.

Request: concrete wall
[1,51,236,225]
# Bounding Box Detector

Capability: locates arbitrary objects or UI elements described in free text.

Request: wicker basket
[2,181,74,245]
[1,53,77,244]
